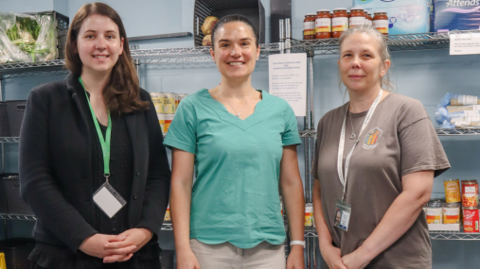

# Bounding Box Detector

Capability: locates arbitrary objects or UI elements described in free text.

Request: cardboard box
[431,0,480,32]
[353,0,431,34]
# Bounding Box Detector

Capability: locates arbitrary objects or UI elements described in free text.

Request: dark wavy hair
[211,14,259,50]
[65,2,149,113]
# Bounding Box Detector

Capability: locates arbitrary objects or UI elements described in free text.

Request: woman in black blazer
[19,3,170,269]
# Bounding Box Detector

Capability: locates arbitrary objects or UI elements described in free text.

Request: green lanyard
[79,77,112,181]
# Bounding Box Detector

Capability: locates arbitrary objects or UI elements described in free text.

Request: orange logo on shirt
[363,127,383,149]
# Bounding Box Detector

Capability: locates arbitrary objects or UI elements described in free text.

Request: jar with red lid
[332,8,348,38]
[349,8,365,28]
[364,12,373,27]
[373,11,389,35]
[315,9,331,39]
[303,14,316,40]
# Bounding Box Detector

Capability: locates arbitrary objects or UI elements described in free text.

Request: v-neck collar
[198,88,266,131]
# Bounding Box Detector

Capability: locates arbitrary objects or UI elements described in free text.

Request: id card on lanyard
[79,77,127,218]
[334,90,383,232]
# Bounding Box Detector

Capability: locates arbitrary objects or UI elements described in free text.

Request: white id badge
[334,200,351,232]
[93,182,127,218]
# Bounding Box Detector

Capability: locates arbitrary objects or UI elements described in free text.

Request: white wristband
[290,240,305,248]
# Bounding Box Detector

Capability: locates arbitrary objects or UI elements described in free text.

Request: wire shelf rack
[429,230,480,240]
[0,43,280,76]
[0,213,37,221]
[304,226,480,240]
[0,137,20,143]
[436,128,480,136]
[305,226,317,238]
[130,43,280,63]
[291,30,480,55]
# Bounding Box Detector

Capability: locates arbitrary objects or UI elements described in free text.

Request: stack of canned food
[305,203,314,227]
[303,7,388,40]
[424,179,479,232]
[149,92,189,133]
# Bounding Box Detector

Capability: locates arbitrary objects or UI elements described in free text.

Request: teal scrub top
[163,88,301,248]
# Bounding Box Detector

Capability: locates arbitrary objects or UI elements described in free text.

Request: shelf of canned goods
[290,30,480,55]
[303,226,480,240]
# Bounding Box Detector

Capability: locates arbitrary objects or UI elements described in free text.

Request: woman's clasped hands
[79,228,153,263]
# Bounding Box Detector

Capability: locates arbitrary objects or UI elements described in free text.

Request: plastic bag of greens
[0,12,57,63]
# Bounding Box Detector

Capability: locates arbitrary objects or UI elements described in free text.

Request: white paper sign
[269,53,307,117]
[450,33,480,55]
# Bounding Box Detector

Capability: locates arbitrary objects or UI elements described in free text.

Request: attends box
[352,0,431,34]
[431,0,480,32]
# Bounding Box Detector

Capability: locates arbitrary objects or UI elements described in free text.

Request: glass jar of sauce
[332,8,348,38]
[373,11,389,35]
[315,9,331,39]
[349,7,365,28]
[303,13,316,40]
[364,12,373,26]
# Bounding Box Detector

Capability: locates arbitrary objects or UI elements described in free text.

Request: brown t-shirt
[313,93,450,269]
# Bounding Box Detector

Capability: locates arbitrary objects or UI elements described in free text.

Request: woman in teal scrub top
[164,15,305,269]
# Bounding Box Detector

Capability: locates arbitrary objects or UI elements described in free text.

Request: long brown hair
[65,2,149,113]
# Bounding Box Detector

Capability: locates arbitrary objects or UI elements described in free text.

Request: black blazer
[19,73,171,252]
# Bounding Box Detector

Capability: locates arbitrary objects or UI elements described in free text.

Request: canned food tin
[444,179,461,203]
[164,114,175,133]
[462,180,479,207]
[305,204,314,227]
[157,113,165,133]
[164,93,176,114]
[443,203,461,224]
[463,207,479,233]
[150,93,163,113]
[175,93,188,111]
[164,204,171,222]
[426,201,442,224]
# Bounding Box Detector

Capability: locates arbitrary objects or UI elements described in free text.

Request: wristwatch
[290,240,306,248]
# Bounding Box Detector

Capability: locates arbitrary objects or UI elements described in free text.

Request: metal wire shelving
[290,30,480,55]
[304,226,480,240]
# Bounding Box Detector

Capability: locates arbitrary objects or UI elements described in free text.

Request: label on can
[164,114,175,133]
[316,18,331,33]
[305,205,314,227]
[462,183,479,207]
[373,19,389,34]
[426,207,442,224]
[443,207,460,224]
[164,93,176,114]
[349,17,365,28]
[332,17,348,32]
[150,93,163,113]
[444,180,461,203]
[157,113,165,134]
[463,208,479,233]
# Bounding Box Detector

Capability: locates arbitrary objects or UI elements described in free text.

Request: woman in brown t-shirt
[312,26,450,269]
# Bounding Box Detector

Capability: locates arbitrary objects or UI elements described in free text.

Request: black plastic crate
[193,0,265,47]
[2,175,32,215]
[6,101,26,137]
[0,239,35,269]
[0,102,10,137]
[0,177,8,214]
[25,10,70,59]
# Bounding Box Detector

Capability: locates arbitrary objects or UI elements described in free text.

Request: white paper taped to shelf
[268,53,307,117]
[450,33,480,55]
